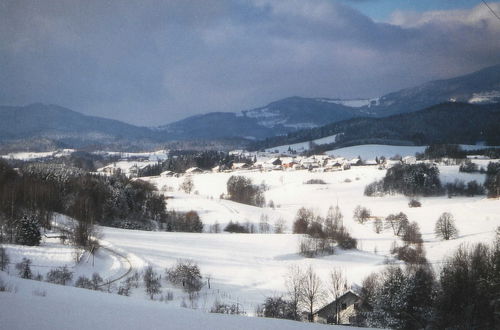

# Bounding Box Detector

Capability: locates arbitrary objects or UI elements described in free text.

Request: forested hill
[250,103,500,151]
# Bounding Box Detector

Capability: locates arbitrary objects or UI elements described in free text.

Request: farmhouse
[185,167,203,174]
[160,170,174,177]
[402,155,417,164]
[313,291,366,325]
[382,159,402,169]
[232,162,250,170]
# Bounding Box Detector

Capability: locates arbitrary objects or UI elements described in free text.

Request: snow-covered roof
[186,167,203,173]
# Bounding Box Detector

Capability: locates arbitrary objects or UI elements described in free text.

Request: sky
[1,0,500,126]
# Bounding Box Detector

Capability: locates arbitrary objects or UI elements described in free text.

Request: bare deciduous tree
[329,268,348,324]
[385,212,409,236]
[274,218,286,234]
[284,265,304,321]
[179,176,194,194]
[300,265,325,322]
[373,217,383,234]
[143,265,161,299]
[353,206,371,224]
[435,212,459,240]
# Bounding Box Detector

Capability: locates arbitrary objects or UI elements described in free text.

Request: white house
[402,156,417,165]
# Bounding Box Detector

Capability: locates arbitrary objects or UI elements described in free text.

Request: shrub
[337,229,357,249]
[408,199,421,208]
[179,176,194,194]
[304,179,326,184]
[459,160,478,173]
[226,176,265,207]
[46,266,73,285]
[143,265,161,299]
[353,205,371,224]
[16,258,32,279]
[261,296,295,320]
[224,221,248,233]
[165,210,204,232]
[210,300,246,315]
[75,276,93,289]
[373,218,383,234]
[166,260,203,294]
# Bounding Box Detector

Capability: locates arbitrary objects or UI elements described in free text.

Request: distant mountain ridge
[251,102,500,152]
[1,63,500,150]
[161,63,500,140]
[0,103,156,150]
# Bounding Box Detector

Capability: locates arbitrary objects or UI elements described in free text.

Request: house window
[341,303,347,310]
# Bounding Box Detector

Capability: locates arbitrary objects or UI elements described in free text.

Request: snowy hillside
[0,274,363,330]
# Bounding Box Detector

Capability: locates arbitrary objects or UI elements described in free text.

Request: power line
[482,0,500,21]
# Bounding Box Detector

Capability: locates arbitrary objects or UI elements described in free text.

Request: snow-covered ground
[0,273,365,330]
[326,144,498,160]
[131,160,499,311]
[267,142,498,159]
[265,134,340,154]
[2,145,499,328]
[0,149,75,160]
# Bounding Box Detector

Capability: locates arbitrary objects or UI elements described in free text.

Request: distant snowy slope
[325,144,427,160]
[265,134,341,153]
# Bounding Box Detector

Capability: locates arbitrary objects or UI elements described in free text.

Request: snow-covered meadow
[1,145,499,328]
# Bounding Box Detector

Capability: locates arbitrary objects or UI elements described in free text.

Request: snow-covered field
[2,145,499,329]
[265,134,340,153]
[0,274,364,330]
[0,149,75,160]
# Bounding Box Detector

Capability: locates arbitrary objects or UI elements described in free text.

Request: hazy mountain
[251,103,500,151]
[158,97,365,140]
[162,64,500,140]
[0,103,156,150]
[368,64,500,116]
[1,64,500,150]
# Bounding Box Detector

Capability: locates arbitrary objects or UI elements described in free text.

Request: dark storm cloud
[1,0,500,125]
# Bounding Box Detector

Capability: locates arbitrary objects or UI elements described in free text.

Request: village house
[402,155,417,165]
[382,159,402,169]
[313,291,366,325]
[160,170,174,177]
[232,162,250,170]
[185,167,203,174]
[99,164,121,176]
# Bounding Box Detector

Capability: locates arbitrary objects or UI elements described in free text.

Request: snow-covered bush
[166,260,203,295]
[75,273,103,290]
[210,300,246,315]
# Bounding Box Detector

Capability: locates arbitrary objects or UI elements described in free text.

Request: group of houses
[99,152,420,179]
